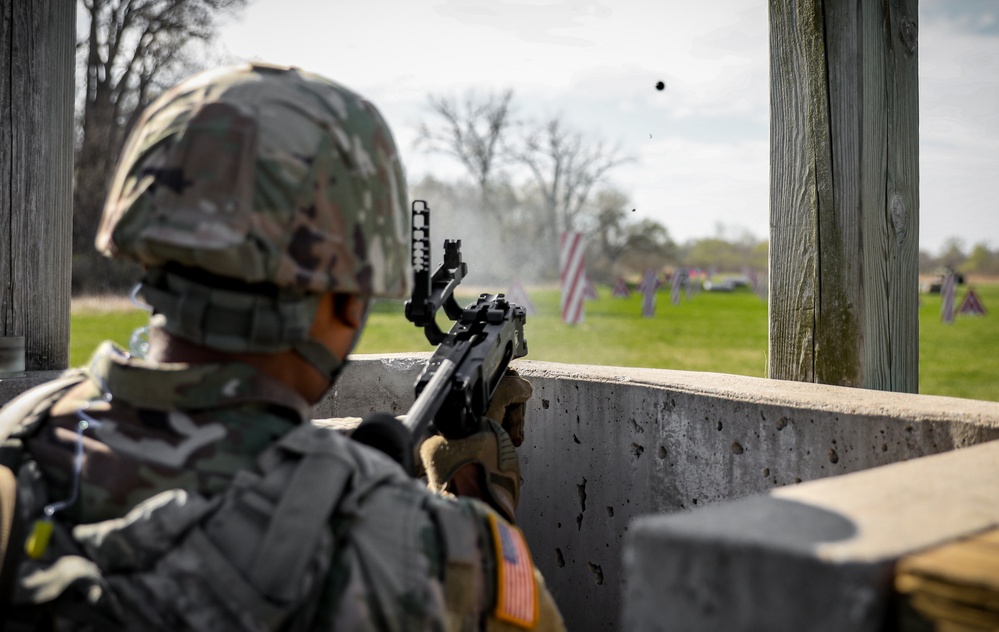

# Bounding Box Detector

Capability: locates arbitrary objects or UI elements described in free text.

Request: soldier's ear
[332,293,369,330]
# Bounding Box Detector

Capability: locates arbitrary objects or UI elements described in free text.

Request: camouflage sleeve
[431,496,566,632]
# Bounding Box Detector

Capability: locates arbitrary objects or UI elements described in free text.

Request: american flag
[941,273,956,324]
[612,277,631,298]
[584,274,598,300]
[670,269,687,306]
[638,269,660,317]
[506,280,537,315]
[560,232,587,324]
[490,514,538,627]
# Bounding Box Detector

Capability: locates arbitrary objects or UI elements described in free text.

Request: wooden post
[769,0,919,392]
[0,1,75,371]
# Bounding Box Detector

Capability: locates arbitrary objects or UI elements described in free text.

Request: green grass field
[70,282,999,402]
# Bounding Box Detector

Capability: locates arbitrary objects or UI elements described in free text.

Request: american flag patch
[489,513,538,628]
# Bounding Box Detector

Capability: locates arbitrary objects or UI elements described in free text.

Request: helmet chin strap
[292,301,370,383]
[291,339,346,382]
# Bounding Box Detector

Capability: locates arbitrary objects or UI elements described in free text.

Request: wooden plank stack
[896,528,999,630]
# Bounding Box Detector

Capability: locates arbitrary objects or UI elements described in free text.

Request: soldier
[0,64,565,631]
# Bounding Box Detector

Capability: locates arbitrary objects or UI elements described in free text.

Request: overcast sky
[217,0,999,255]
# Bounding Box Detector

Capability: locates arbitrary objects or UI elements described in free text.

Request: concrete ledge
[313,352,429,419]
[622,439,999,631]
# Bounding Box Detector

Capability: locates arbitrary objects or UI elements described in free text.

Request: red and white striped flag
[560,232,586,324]
[584,274,598,300]
[670,269,687,306]
[941,273,956,324]
[958,287,986,316]
[612,277,631,298]
[638,268,660,318]
[506,280,537,316]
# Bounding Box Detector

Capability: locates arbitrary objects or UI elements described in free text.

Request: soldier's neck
[145,327,328,403]
[145,328,231,364]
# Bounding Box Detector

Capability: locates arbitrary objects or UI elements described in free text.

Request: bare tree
[415,89,515,222]
[74,0,247,292]
[588,188,676,281]
[511,116,632,249]
[590,188,633,266]
[414,92,633,275]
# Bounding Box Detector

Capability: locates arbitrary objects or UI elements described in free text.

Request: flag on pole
[612,278,631,298]
[755,276,769,300]
[687,270,701,298]
[958,287,986,316]
[507,280,537,316]
[638,269,660,317]
[940,273,956,324]
[584,274,599,300]
[670,269,687,306]
[560,232,586,324]
[746,268,760,293]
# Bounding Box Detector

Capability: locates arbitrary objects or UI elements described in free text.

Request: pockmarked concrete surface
[623,440,999,631]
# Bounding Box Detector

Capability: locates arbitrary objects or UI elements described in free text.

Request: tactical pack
[0,378,494,631]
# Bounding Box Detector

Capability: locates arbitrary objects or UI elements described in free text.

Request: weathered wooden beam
[0,0,74,370]
[769,0,919,392]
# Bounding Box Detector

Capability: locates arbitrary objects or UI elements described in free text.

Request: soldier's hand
[420,369,533,523]
[483,369,533,447]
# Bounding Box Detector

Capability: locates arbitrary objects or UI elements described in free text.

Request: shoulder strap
[246,424,354,602]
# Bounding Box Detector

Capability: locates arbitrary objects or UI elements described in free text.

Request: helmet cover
[97,63,410,298]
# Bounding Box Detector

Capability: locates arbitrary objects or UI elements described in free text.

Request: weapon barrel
[404,357,457,437]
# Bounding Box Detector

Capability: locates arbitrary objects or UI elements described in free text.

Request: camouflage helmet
[94,64,410,375]
[97,63,410,299]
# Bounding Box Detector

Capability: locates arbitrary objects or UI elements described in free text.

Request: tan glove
[421,370,533,523]
[483,369,533,447]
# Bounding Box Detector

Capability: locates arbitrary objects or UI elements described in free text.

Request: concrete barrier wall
[320,354,999,632]
[5,358,999,631]
[622,440,999,631]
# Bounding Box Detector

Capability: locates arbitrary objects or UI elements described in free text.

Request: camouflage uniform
[1,343,562,630]
[0,64,565,631]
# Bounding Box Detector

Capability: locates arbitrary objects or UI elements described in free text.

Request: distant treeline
[919,239,999,277]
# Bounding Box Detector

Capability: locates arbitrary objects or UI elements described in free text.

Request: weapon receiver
[403,200,529,441]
